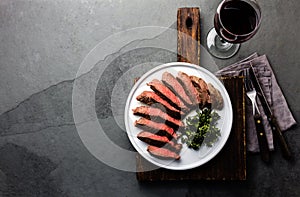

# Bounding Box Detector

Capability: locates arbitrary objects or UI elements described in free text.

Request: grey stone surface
[0,0,299,196]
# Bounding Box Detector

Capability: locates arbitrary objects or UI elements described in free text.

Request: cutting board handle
[177,8,201,65]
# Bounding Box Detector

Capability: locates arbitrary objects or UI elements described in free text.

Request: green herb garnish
[181,108,221,150]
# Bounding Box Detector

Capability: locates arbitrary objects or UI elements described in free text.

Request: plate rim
[124,62,233,170]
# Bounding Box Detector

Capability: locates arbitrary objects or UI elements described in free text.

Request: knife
[254,113,270,163]
[249,65,292,160]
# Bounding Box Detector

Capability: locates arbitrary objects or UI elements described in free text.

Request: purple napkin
[215,53,297,152]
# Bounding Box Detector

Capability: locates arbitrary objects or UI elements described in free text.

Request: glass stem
[216,35,233,51]
[206,28,240,59]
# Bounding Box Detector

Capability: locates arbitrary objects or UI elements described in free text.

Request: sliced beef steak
[132,106,184,129]
[147,79,189,112]
[134,118,177,140]
[176,71,201,105]
[137,131,182,151]
[147,145,180,160]
[162,72,193,106]
[189,75,211,108]
[136,91,183,119]
[208,83,224,110]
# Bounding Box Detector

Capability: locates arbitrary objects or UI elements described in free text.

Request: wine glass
[207,0,262,59]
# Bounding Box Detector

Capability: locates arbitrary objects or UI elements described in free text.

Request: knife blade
[249,65,292,160]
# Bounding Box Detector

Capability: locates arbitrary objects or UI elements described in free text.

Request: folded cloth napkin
[215,53,297,152]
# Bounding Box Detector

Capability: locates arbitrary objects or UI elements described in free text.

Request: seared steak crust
[137,131,182,151]
[208,83,224,110]
[132,106,184,129]
[162,72,193,106]
[136,91,183,119]
[134,118,177,140]
[176,71,201,105]
[147,79,189,112]
[189,75,211,108]
[147,145,180,160]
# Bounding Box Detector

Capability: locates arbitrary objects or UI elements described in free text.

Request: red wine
[221,1,258,35]
[214,0,260,43]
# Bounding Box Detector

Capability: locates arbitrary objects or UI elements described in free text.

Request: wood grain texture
[177,8,200,65]
[136,77,246,181]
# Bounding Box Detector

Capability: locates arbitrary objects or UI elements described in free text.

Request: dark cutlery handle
[254,114,270,163]
[270,115,292,160]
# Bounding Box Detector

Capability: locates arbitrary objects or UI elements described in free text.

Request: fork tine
[244,68,256,115]
[246,69,255,90]
[244,68,252,91]
[243,69,247,89]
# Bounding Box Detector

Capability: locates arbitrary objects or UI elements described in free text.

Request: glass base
[207,28,240,59]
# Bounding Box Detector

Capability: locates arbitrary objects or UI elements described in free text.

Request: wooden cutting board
[136,8,246,181]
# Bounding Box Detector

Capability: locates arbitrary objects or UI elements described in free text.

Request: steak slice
[208,83,224,110]
[134,118,177,140]
[137,131,182,152]
[162,72,193,106]
[147,79,189,112]
[147,145,180,160]
[132,106,184,129]
[176,71,201,106]
[189,75,211,108]
[136,91,183,119]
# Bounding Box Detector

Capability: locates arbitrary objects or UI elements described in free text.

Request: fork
[244,68,270,163]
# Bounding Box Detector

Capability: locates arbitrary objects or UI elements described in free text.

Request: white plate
[124,62,232,170]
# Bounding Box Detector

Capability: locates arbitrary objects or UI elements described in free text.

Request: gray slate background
[0,0,299,196]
